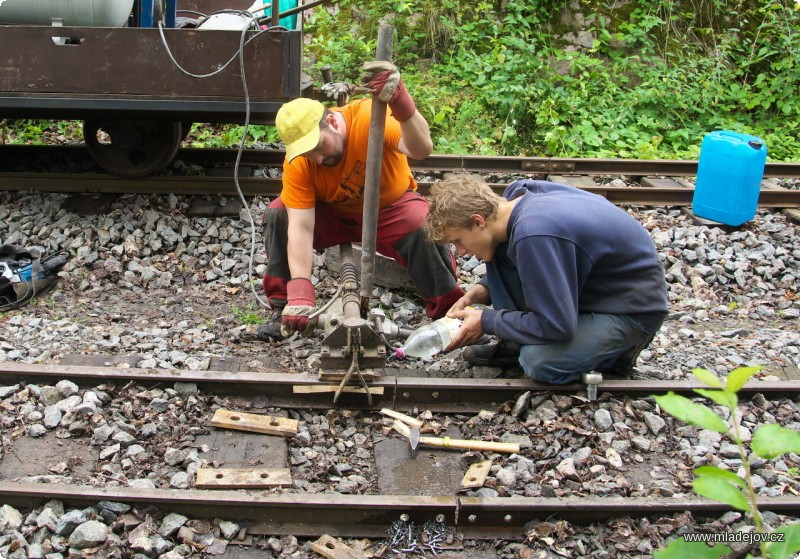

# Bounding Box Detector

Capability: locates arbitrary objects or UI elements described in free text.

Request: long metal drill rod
[359,24,394,304]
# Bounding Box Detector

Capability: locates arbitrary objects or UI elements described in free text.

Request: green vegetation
[0,119,83,145]
[232,303,264,325]
[653,366,800,558]
[305,0,800,160]
[186,123,280,148]
[0,120,278,150]
[2,1,799,160]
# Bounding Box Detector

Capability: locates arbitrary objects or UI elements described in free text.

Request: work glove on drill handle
[281,278,318,336]
[360,61,416,122]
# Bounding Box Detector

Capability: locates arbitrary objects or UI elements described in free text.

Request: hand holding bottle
[445,305,484,351]
[396,305,485,360]
[396,317,462,359]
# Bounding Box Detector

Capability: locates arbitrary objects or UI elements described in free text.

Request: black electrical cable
[157,14,284,310]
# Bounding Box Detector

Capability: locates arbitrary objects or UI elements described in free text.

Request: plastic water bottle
[395,317,462,359]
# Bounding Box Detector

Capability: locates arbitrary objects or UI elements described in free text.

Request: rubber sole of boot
[462,341,521,367]
[256,320,284,342]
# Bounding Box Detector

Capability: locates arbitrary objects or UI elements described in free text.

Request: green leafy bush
[653,366,800,558]
[4,1,799,160]
[305,0,800,160]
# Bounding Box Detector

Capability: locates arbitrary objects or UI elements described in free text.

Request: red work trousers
[262,190,464,319]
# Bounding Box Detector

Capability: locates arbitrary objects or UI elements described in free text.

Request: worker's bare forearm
[463,284,490,306]
[398,111,433,160]
[286,208,316,280]
[287,237,313,280]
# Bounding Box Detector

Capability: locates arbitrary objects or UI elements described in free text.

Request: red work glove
[281,278,318,337]
[360,61,416,122]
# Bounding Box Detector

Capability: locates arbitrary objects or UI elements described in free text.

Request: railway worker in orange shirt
[258,62,465,340]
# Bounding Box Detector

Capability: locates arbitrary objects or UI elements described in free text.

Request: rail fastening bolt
[581,372,603,401]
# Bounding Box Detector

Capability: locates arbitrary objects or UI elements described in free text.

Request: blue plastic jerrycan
[692,130,767,226]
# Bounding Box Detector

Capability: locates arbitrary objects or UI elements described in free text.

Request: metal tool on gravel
[393,420,520,454]
[409,426,420,459]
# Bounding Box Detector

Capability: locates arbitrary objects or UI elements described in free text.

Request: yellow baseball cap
[276,98,325,162]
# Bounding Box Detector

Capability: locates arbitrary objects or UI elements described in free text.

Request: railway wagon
[0,0,306,176]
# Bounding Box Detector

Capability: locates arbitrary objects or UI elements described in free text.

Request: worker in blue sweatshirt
[424,173,668,384]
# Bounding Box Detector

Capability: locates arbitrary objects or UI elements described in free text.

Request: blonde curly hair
[424,173,501,242]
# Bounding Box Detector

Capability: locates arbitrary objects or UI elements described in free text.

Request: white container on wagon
[0,0,135,27]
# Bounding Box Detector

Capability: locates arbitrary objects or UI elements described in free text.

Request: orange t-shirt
[279,98,418,215]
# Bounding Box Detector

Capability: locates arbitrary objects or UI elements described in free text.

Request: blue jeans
[486,259,659,385]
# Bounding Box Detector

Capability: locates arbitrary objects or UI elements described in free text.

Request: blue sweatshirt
[480,180,668,345]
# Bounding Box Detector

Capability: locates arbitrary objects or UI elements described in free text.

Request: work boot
[256,319,284,342]
[604,355,636,378]
[603,332,657,377]
[462,340,521,367]
[256,301,286,342]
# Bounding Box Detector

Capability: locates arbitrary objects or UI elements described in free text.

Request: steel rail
[1,363,796,413]
[0,482,798,539]
[410,154,800,179]
[2,145,800,178]
[1,172,799,208]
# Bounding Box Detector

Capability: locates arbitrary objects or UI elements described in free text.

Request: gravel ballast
[1,186,800,558]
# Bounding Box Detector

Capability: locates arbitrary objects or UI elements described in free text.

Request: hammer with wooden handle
[392,420,520,454]
[409,426,420,459]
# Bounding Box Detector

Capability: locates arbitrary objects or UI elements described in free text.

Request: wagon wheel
[83,120,184,178]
